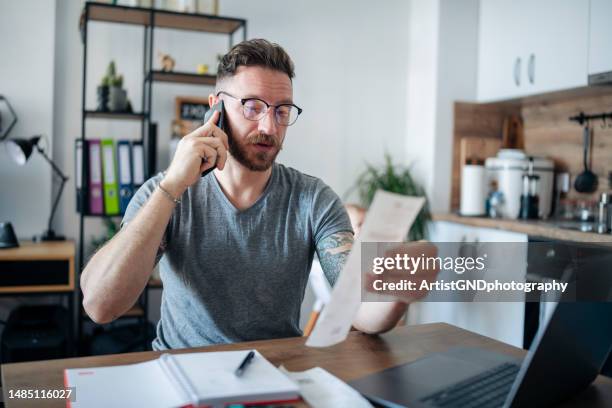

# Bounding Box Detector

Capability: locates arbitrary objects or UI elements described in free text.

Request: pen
[234,350,255,377]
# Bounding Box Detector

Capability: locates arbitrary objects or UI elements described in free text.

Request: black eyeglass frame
[216,91,303,126]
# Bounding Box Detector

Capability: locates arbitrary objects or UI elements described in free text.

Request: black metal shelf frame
[77,1,246,353]
[84,110,146,121]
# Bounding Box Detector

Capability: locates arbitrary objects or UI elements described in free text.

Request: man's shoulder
[274,162,326,191]
[273,163,343,211]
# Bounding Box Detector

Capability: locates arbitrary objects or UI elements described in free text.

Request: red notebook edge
[63,369,71,408]
[219,396,303,407]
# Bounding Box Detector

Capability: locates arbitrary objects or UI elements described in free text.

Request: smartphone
[201,100,225,177]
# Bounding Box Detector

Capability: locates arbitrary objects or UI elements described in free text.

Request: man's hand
[353,242,439,334]
[161,110,229,197]
[364,241,440,303]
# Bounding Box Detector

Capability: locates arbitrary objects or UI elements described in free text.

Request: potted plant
[109,73,128,112]
[97,61,129,112]
[347,153,431,241]
[96,75,110,112]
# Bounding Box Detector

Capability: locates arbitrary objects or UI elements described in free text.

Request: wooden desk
[2,323,612,407]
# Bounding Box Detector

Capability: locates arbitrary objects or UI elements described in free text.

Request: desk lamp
[5,136,68,242]
[0,95,20,248]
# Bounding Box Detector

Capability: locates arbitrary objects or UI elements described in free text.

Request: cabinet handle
[528,54,535,84]
[514,57,521,86]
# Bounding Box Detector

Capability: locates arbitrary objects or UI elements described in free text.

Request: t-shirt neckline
[210,163,277,214]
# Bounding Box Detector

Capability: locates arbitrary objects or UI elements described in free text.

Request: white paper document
[280,366,373,408]
[306,190,425,347]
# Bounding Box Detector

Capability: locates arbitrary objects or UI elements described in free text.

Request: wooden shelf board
[87,3,245,34]
[155,12,243,34]
[151,70,217,85]
[85,110,145,121]
[88,3,151,26]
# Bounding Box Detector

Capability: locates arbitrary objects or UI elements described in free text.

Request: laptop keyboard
[420,362,520,408]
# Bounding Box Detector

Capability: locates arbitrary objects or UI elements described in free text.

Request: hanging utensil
[574,124,598,193]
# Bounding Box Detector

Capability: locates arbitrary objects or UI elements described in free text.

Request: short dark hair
[216,39,295,84]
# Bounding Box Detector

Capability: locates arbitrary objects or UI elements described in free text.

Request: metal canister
[597,192,611,234]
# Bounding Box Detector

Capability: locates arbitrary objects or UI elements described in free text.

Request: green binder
[101,139,120,215]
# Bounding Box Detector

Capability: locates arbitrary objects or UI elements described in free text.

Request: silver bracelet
[158,182,181,204]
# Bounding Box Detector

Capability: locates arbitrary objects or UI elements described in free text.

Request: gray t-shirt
[122,163,352,350]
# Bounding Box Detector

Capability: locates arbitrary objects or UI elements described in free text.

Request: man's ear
[208,93,217,107]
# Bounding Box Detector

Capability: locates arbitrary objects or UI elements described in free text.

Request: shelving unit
[77,1,246,353]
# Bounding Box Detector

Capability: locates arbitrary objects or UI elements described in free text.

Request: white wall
[404,0,479,213]
[432,0,480,210]
[53,0,84,245]
[0,0,55,239]
[404,0,440,204]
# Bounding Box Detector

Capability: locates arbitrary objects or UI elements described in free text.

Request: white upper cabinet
[477,0,589,102]
[589,0,612,78]
[528,0,589,95]
[477,0,528,101]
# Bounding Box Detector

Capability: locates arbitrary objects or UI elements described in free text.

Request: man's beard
[226,125,282,171]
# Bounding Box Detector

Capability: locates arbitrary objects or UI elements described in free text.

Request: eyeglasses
[217,91,303,126]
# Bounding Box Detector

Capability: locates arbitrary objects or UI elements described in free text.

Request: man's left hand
[363,241,440,304]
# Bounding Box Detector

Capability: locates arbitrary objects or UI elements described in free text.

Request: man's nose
[258,108,278,135]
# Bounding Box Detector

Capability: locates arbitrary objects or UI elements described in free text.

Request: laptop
[350,264,612,408]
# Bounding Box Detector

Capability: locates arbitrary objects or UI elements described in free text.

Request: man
[81,39,425,350]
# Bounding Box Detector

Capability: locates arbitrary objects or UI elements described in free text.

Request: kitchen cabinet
[408,221,527,347]
[477,0,527,101]
[588,0,612,79]
[477,0,588,102]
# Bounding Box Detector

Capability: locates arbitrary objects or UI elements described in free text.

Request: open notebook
[64,350,301,408]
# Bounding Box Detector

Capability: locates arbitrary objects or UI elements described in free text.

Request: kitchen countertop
[432,213,612,245]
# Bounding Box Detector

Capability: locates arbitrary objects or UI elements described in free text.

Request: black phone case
[201,101,225,177]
